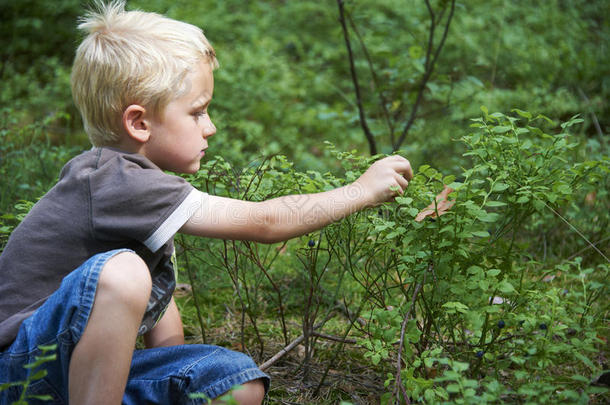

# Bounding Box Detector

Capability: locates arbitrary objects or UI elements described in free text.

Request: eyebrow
[191,96,212,109]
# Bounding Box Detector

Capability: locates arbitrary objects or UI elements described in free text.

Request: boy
[0,1,413,404]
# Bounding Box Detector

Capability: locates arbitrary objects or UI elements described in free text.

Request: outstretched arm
[179,155,413,244]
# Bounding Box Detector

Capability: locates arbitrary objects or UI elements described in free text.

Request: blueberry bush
[175,109,609,403]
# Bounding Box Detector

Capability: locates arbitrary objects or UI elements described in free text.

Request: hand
[353,155,413,206]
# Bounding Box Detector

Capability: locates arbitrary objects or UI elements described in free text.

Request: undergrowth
[172,109,609,404]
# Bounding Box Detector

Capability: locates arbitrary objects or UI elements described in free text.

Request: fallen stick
[259,334,305,371]
[259,331,359,372]
[260,311,344,371]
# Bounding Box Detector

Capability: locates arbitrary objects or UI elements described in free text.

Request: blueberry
[308,239,315,248]
[539,323,547,330]
[497,320,505,329]
[476,350,484,358]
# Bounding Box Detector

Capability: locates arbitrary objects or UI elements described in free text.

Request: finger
[403,163,413,181]
[395,173,409,192]
[392,156,413,180]
[384,157,413,181]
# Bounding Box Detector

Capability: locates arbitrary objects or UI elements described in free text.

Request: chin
[186,164,200,174]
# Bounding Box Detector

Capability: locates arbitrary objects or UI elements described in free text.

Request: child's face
[144,60,216,173]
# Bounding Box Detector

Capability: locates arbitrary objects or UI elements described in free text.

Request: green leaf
[485,200,507,207]
[395,196,413,205]
[478,212,500,223]
[561,114,584,129]
[27,369,48,381]
[574,352,595,370]
[570,374,590,383]
[492,182,509,192]
[487,269,501,277]
[27,395,53,401]
[498,280,516,294]
[442,301,469,314]
[407,207,419,217]
[453,361,470,372]
[446,383,461,393]
[443,175,456,185]
[472,230,490,238]
[555,184,572,194]
[492,125,511,134]
[512,109,532,119]
[464,388,476,397]
[447,181,464,190]
[424,357,435,368]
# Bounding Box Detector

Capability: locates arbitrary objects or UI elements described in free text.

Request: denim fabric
[0,249,269,404]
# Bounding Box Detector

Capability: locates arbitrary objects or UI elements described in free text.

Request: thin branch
[394,0,456,151]
[577,86,604,137]
[346,10,396,144]
[430,0,455,74]
[179,236,207,344]
[337,0,378,155]
[423,0,436,72]
[567,236,610,261]
[259,313,336,372]
[259,334,305,372]
[393,263,430,405]
[244,241,290,345]
[312,331,357,344]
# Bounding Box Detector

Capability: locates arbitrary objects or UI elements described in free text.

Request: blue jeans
[0,249,269,404]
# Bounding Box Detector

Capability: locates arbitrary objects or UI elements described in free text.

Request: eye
[193,109,206,120]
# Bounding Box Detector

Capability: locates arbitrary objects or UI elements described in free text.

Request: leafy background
[1,0,608,404]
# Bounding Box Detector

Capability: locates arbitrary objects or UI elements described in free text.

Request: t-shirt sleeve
[89,155,207,252]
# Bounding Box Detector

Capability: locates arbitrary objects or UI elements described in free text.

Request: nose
[203,116,216,138]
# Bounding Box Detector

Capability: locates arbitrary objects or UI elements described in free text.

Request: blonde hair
[71,0,218,146]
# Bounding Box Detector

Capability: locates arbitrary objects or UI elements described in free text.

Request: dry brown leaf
[415,185,456,222]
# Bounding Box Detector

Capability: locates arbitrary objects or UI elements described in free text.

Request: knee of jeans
[97,252,152,311]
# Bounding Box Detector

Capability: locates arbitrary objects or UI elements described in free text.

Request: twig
[179,235,207,344]
[259,334,305,372]
[394,0,456,151]
[346,10,396,144]
[393,263,430,405]
[244,241,290,345]
[577,87,604,137]
[259,313,335,372]
[259,332,356,373]
[337,0,378,155]
[312,331,357,344]
[567,236,610,261]
[313,298,367,397]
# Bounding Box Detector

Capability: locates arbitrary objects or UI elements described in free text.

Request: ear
[122,104,151,143]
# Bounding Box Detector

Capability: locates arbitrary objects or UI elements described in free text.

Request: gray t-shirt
[0,147,206,348]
